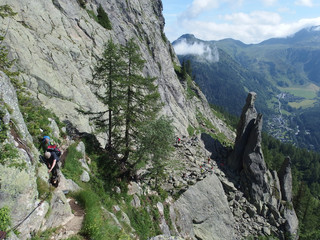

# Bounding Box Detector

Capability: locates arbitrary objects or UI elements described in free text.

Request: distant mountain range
[172,26,320,151]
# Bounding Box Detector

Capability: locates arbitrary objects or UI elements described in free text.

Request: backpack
[46,144,61,157]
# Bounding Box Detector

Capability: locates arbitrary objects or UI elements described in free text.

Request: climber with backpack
[39,136,61,187]
[44,150,60,187]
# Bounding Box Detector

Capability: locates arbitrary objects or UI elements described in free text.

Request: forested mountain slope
[173,28,320,151]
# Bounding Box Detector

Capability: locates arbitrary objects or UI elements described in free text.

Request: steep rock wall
[0,0,234,145]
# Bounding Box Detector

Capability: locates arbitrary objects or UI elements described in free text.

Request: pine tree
[87,39,124,151]
[119,39,161,167]
[85,39,163,177]
[134,116,175,187]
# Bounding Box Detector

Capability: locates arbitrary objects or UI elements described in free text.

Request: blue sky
[162,0,320,44]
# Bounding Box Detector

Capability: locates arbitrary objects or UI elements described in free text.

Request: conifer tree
[119,39,161,166]
[87,39,164,177]
[88,39,124,151]
[134,116,174,187]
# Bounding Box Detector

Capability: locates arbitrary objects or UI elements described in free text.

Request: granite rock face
[227,92,299,239]
[171,174,237,240]
[0,72,34,146]
[227,92,257,172]
[278,157,293,202]
[241,113,270,205]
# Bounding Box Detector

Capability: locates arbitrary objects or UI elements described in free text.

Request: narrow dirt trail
[51,198,85,240]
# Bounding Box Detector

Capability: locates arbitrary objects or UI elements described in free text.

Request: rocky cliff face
[227,92,299,239]
[0,0,298,239]
[0,0,233,143]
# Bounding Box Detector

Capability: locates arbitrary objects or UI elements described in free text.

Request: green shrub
[17,94,65,145]
[76,0,86,8]
[126,205,161,240]
[187,124,195,136]
[0,143,25,170]
[163,204,173,231]
[0,107,9,143]
[97,4,112,30]
[0,206,11,232]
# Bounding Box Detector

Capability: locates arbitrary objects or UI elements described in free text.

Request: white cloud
[224,11,282,25]
[295,0,314,7]
[173,39,219,62]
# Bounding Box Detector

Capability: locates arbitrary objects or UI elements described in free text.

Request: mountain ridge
[172,26,320,150]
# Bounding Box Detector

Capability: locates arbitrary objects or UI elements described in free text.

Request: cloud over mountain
[173,38,219,62]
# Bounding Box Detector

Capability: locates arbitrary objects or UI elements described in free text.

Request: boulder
[131,195,141,208]
[80,170,90,182]
[149,236,184,240]
[278,157,292,202]
[79,158,90,172]
[283,206,299,240]
[76,141,86,158]
[48,118,60,139]
[172,174,237,240]
[42,190,73,230]
[57,173,81,192]
[0,72,33,144]
[127,181,143,196]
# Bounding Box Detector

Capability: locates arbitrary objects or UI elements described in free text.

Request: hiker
[44,151,60,187]
[39,135,51,154]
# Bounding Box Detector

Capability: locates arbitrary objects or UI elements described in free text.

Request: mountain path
[51,198,85,240]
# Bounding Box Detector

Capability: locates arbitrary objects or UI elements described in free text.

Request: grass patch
[61,143,83,182]
[17,93,65,145]
[97,4,112,30]
[288,99,316,109]
[86,9,98,22]
[0,206,11,232]
[125,196,162,240]
[73,190,124,240]
[36,177,54,201]
[278,84,319,99]
[30,228,58,240]
[196,111,233,147]
[185,76,199,100]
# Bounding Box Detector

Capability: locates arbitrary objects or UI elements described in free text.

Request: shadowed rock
[278,157,293,202]
[227,92,299,239]
[240,113,270,204]
[227,92,258,172]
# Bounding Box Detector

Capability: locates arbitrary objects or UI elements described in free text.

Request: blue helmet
[42,136,50,142]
